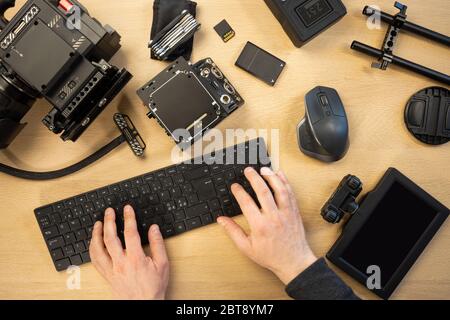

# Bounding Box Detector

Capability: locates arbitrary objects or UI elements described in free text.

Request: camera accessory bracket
[321,175,363,224]
[351,2,450,85]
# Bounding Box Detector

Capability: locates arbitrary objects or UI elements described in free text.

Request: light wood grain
[0,0,448,300]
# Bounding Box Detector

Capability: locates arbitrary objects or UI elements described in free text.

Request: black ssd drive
[235,42,286,86]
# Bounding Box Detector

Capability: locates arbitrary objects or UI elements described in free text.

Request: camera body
[0,0,132,149]
[321,174,363,224]
[137,57,244,149]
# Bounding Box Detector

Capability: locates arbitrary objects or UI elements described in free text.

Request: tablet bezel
[326,167,449,299]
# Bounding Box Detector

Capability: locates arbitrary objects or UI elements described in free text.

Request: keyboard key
[54,202,65,211]
[64,232,76,244]
[213,174,225,185]
[161,177,173,188]
[161,225,175,238]
[75,195,88,205]
[80,215,92,227]
[55,258,71,271]
[81,251,91,263]
[36,205,53,216]
[70,255,83,266]
[201,214,213,225]
[165,201,177,212]
[167,167,177,175]
[176,197,188,208]
[187,193,198,205]
[209,199,221,211]
[174,210,185,221]
[173,173,184,184]
[75,229,88,241]
[184,166,209,180]
[69,219,81,230]
[186,217,202,230]
[43,226,59,239]
[174,221,186,233]
[186,203,209,218]
[61,209,73,221]
[48,236,64,249]
[163,214,174,224]
[143,174,154,182]
[58,222,70,234]
[87,191,98,201]
[170,187,182,198]
[192,178,216,201]
[64,245,75,256]
[98,188,109,197]
[38,216,51,228]
[148,194,159,205]
[72,206,84,217]
[211,210,224,220]
[74,241,86,253]
[51,248,64,260]
[159,190,170,202]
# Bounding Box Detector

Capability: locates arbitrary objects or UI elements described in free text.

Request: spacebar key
[185,203,209,218]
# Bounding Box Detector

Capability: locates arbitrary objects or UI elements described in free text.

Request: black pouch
[151,0,197,61]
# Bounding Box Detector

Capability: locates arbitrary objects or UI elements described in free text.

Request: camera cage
[0,0,132,148]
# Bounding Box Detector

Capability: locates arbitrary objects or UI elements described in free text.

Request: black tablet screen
[341,182,439,286]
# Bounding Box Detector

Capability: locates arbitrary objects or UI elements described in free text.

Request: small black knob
[323,209,341,224]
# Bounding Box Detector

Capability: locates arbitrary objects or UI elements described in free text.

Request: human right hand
[217,167,317,285]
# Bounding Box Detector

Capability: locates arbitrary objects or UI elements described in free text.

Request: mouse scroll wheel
[319,94,329,106]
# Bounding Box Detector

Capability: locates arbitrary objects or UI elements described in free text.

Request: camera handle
[0,0,15,30]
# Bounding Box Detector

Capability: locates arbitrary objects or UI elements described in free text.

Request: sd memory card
[214,19,235,42]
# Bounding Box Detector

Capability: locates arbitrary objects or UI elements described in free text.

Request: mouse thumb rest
[297,117,349,163]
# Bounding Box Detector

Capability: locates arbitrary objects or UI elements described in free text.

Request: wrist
[275,251,318,285]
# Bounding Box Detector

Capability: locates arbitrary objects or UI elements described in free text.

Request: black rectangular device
[235,42,286,86]
[137,57,244,150]
[264,0,347,47]
[34,138,271,271]
[327,168,449,299]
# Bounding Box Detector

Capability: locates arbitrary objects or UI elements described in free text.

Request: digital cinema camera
[0,0,132,149]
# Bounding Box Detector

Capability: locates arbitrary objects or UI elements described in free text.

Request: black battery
[264,0,347,47]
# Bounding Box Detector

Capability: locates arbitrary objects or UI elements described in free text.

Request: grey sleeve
[285,258,360,300]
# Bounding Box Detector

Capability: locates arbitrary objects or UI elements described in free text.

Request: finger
[217,217,251,254]
[148,225,168,269]
[244,167,278,213]
[277,171,299,214]
[89,221,113,278]
[123,205,145,259]
[260,167,291,211]
[103,208,125,261]
[231,183,261,224]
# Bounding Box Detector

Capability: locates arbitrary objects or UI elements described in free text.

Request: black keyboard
[35,138,271,271]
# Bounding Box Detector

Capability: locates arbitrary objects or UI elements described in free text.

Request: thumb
[217,217,251,254]
[148,225,168,269]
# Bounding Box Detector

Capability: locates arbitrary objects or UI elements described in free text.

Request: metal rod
[363,6,450,46]
[351,41,450,85]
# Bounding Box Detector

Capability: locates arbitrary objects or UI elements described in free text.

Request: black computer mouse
[297,86,349,163]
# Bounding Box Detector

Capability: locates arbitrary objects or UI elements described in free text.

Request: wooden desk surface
[0,0,448,300]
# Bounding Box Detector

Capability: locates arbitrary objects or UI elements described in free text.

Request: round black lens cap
[404,86,449,145]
